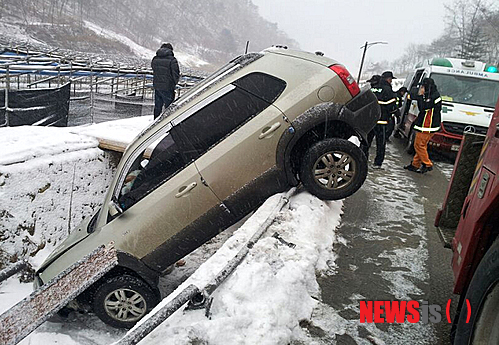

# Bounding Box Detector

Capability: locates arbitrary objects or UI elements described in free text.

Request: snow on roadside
[0,125,118,270]
[0,127,98,166]
[136,192,343,345]
[0,118,154,270]
[70,116,153,149]
[0,274,33,315]
[83,21,209,68]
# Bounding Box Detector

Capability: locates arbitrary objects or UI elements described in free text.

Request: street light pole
[357,42,368,84]
[357,41,388,83]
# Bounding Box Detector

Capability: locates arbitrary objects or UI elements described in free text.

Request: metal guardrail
[115,188,296,345]
[0,261,29,283]
[0,243,118,345]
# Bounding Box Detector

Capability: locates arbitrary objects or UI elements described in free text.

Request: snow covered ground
[1,190,344,345]
[137,192,343,345]
[0,118,152,272]
[71,116,154,150]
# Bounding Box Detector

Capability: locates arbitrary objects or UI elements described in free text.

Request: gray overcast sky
[252,0,448,76]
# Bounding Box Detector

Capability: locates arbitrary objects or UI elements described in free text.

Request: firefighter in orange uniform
[404,77,442,173]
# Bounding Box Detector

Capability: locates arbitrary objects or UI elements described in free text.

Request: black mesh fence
[68,91,154,126]
[0,83,70,127]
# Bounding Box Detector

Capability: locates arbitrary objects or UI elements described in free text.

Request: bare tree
[445,0,489,60]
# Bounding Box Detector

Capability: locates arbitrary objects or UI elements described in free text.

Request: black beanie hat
[161,43,173,50]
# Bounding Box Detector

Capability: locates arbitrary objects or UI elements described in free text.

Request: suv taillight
[329,65,360,97]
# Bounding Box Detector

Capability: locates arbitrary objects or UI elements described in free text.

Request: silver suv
[35,47,380,328]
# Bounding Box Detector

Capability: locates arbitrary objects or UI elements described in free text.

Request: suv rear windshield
[430,73,499,108]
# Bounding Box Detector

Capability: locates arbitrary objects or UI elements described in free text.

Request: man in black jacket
[151,43,180,119]
[366,71,398,169]
[404,78,441,173]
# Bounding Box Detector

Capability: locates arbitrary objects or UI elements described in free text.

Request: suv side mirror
[108,198,123,217]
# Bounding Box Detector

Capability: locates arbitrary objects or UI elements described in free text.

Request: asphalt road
[315,138,459,344]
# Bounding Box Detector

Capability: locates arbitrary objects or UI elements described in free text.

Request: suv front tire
[92,275,160,329]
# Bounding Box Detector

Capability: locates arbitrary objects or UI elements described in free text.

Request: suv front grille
[442,122,488,136]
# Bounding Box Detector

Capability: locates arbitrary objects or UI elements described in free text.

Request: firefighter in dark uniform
[386,86,407,141]
[404,77,441,173]
[366,71,398,169]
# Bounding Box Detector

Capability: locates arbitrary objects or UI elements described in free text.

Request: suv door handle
[175,182,197,198]
[259,122,281,139]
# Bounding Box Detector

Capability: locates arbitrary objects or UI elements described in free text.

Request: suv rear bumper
[344,87,381,141]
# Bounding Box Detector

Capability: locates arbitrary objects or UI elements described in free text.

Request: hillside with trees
[0,0,298,68]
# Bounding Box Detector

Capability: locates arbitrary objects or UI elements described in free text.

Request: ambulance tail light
[329,65,360,97]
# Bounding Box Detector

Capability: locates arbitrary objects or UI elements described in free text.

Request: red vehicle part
[329,65,360,97]
[451,106,499,294]
[435,95,499,344]
[428,124,462,152]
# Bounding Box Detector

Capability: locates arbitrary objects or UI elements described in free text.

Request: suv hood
[36,216,93,273]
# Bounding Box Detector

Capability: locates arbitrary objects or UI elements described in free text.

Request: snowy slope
[84,21,209,69]
[137,192,343,345]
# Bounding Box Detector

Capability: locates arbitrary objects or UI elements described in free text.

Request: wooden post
[141,70,145,97]
[57,59,61,87]
[5,66,10,126]
[90,63,94,123]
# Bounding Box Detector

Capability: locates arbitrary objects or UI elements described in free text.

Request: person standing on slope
[151,43,180,119]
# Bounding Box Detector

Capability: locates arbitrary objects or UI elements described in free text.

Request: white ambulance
[397,58,499,153]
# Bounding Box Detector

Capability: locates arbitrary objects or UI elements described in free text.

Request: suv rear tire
[299,138,367,200]
[93,275,160,329]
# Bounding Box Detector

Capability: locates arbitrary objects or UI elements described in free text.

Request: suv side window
[177,87,269,157]
[117,128,187,210]
[233,72,287,103]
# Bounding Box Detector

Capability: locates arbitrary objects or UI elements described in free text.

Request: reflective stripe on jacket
[371,79,397,125]
[413,94,442,132]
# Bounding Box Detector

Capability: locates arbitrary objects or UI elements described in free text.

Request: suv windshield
[430,73,499,108]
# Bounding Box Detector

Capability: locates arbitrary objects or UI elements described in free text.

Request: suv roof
[264,47,338,67]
